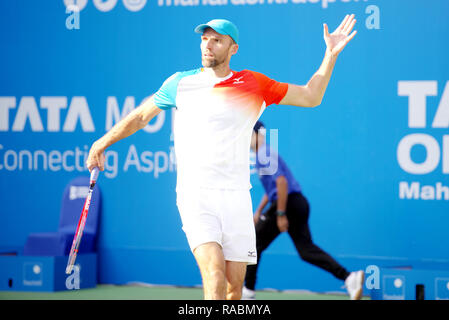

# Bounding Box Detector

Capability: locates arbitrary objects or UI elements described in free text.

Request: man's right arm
[253,193,269,224]
[279,14,357,108]
[86,95,162,171]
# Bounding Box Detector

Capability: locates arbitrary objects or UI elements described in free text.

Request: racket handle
[90,167,100,184]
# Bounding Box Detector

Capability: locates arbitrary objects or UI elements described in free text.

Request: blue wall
[1,0,448,293]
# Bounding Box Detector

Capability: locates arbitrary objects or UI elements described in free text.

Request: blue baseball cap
[194,19,239,44]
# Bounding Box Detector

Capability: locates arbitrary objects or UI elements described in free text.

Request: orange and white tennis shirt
[154,68,288,191]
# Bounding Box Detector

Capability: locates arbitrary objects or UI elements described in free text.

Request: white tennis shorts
[176,187,257,265]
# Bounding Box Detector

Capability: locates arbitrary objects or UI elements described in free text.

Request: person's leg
[225,261,247,300]
[177,188,228,299]
[245,203,280,291]
[193,241,227,300]
[287,193,350,281]
[288,193,364,299]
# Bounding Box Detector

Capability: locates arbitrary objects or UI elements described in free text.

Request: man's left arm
[280,14,357,108]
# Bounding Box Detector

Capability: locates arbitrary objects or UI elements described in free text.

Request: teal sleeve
[153,69,202,110]
[153,72,182,110]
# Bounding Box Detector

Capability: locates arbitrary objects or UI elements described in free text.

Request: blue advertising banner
[1,0,448,293]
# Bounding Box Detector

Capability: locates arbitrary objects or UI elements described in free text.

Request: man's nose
[204,39,213,50]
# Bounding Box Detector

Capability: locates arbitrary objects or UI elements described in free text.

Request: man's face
[250,131,258,151]
[200,28,237,68]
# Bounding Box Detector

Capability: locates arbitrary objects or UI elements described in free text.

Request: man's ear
[230,43,239,56]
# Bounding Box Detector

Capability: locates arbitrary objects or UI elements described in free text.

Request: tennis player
[86,15,357,300]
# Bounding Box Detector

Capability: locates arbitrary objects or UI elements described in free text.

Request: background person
[243,121,365,300]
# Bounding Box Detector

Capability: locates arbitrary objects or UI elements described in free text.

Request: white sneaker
[345,270,364,300]
[241,286,256,300]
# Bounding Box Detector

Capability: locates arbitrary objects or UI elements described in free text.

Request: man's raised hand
[323,14,357,57]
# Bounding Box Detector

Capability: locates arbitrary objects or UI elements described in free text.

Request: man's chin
[202,61,216,68]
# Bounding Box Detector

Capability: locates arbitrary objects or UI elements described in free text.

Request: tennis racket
[65,167,100,275]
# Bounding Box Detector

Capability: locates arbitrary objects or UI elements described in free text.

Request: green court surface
[0,284,370,300]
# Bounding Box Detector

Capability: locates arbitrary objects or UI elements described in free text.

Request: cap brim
[194,24,210,34]
[194,23,237,43]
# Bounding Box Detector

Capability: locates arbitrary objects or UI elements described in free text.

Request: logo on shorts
[248,250,256,258]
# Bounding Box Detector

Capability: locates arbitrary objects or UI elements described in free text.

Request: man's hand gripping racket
[65,167,100,275]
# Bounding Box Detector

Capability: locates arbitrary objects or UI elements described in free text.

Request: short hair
[253,121,265,134]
